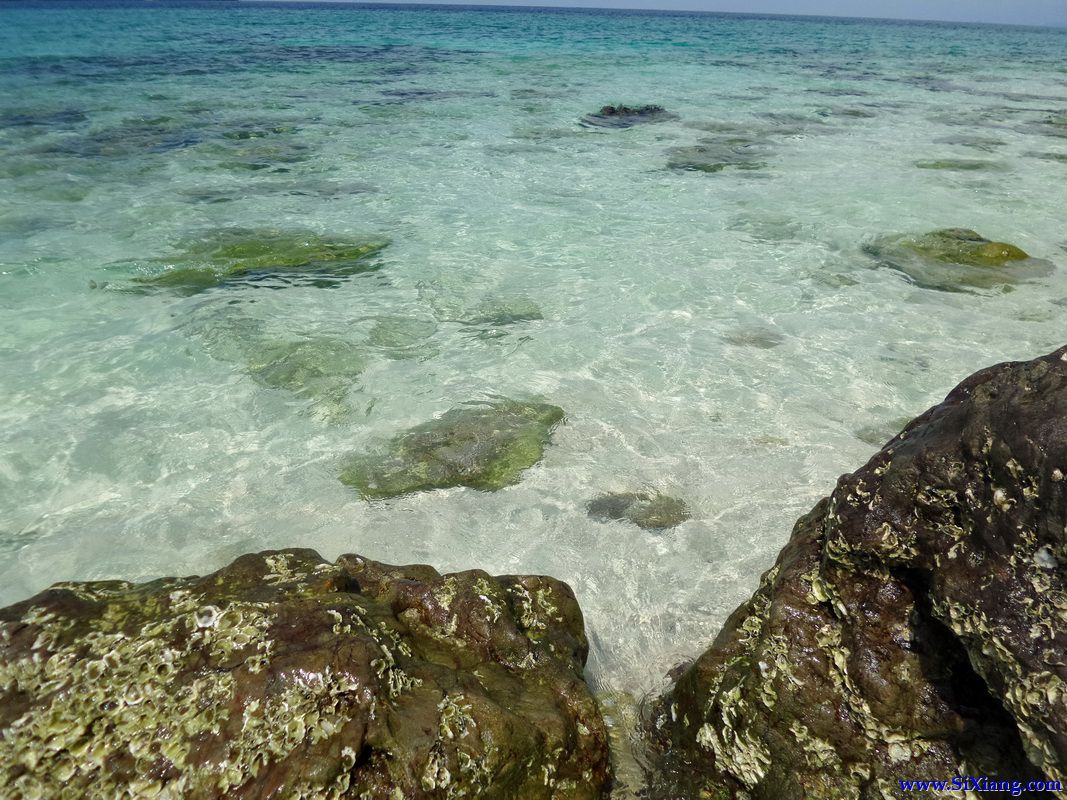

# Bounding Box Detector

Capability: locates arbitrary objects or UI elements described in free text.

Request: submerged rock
[914,158,1006,171]
[581,105,677,129]
[649,346,1067,798]
[366,316,439,360]
[722,326,785,350]
[587,492,691,530]
[190,312,368,420]
[0,549,611,799]
[666,137,773,173]
[126,228,389,295]
[465,297,545,328]
[341,399,564,499]
[245,337,368,402]
[899,228,1029,267]
[863,228,1050,292]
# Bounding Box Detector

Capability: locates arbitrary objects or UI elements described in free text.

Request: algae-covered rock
[863,228,1050,292]
[587,492,691,530]
[127,228,389,295]
[0,549,612,799]
[902,228,1030,266]
[581,105,677,129]
[649,346,1067,798]
[341,399,565,498]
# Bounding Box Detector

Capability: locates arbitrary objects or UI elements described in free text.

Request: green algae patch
[587,491,691,530]
[341,399,565,499]
[902,228,1029,267]
[863,228,1050,293]
[127,228,389,295]
[0,549,612,799]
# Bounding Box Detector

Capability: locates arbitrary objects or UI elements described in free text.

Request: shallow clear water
[2,1,1067,702]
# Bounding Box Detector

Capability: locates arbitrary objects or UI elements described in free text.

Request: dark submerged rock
[587,492,691,530]
[649,346,1067,798]
[0,549,611,798]
[341,399,565,499]
[863,228,1051,293]
[914,158,1006,172]
[581,105,677,129]
[666,136,773,174]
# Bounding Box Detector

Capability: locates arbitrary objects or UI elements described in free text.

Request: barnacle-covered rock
[341,399,565,499]
[0,549,611,799]
[649,346,1067,798]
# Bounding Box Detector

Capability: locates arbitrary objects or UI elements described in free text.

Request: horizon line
[230,1,1067,30]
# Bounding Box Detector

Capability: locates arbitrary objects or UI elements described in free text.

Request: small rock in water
[581,104,677,129]
[465,297,544,327]
[587,491,691,530]
[723,326,785,349]
[340,399,565,498]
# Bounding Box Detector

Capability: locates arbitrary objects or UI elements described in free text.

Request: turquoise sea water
[2,0,1067,714]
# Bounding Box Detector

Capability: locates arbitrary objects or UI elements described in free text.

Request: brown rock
[0,549,611,799]
[649,346,1067,798]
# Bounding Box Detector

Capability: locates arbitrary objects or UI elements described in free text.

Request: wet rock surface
[648,346,1067,799]
[587,492,691,531]
[0,549,612,799]
[341,399,565,499]
[863,228,1052,293]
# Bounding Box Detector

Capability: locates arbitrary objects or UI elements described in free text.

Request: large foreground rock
[649,346,1067,798]
[0,549,611,799]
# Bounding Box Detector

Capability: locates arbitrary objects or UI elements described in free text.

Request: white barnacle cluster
[263,552,304,585]
[473,577,504,624]
[703,683,772,790]
[370,640,422,698]
[510,581,563,641]
[0,586,247,799]
[187,601,276,674]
